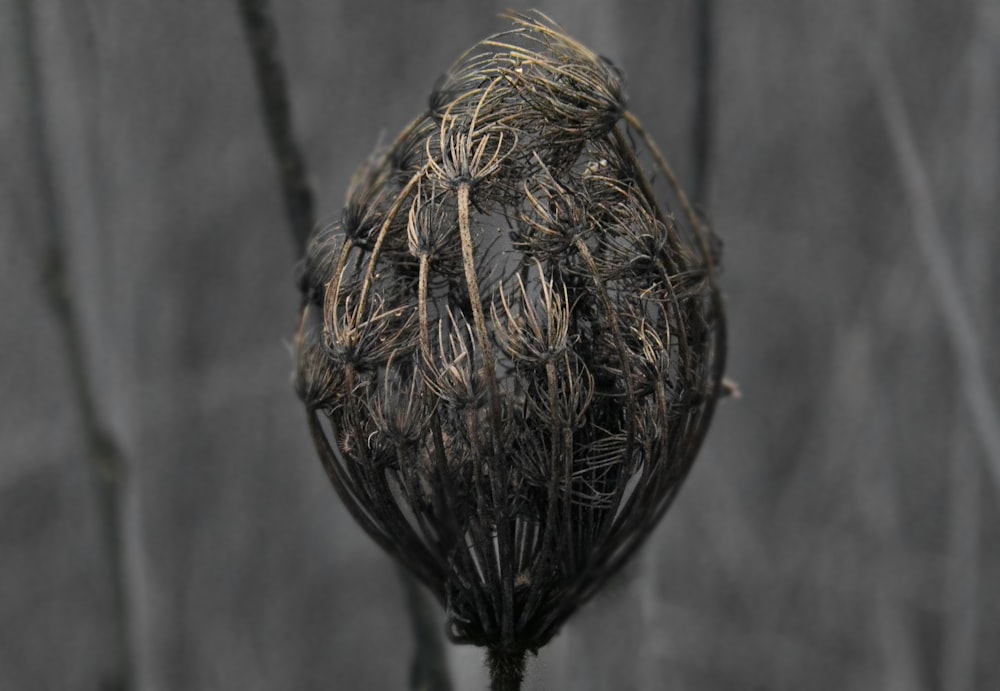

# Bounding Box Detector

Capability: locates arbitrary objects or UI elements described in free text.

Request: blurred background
[3,0,998,689]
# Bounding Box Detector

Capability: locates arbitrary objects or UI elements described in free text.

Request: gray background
[3,1,998,689]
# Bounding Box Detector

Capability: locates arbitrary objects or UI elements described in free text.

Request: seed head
[295,10,726,660]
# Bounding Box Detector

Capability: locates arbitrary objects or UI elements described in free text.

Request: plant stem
[237,0,315,256]
[400,567,454,691]
[870,50,1000,494]
[14,2,135,688]
[691,0,714,209]
[487,648,527,691]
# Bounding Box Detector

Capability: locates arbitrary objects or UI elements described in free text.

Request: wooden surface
[3,1,998,689]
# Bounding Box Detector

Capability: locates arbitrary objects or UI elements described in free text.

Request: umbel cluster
[294,10,726,679]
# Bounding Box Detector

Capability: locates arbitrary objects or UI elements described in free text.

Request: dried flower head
[295,10,726,683]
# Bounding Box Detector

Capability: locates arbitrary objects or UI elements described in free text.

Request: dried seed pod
[295,10,726,682]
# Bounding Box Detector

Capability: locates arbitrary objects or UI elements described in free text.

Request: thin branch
[14,2,134,689]
[235,3,453,688]
[941,28,993,684]
[400,567,454,691]
[237,0,316,256]
[868,49,1000,497]
[691,0,714,209]
[942,409,981,691]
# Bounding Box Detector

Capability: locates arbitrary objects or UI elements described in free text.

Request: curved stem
[456,183,516,644]
[622,111,708,255]
[237,0,315,256]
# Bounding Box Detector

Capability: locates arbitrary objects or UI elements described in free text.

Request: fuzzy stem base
[487,648,526,691]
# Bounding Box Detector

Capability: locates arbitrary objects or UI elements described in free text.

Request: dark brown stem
[487,648,527,691]
[691,0,714,208]
[401,567,454,691]
[237,0,315,256]
[14,2,134,688]
[622,112,706,248]
[456,182,516,644]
